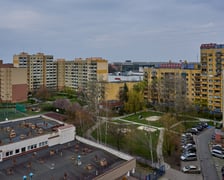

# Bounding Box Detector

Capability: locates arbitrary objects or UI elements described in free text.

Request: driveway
[196,127,219,180]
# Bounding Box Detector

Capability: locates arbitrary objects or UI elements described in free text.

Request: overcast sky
[0,0,223,63]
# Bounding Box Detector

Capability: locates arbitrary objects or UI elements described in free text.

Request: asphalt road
[196,127,220,180]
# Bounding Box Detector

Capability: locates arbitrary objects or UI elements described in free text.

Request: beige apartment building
[13,52,57,91]
[14,53,108,92]
[0,61,27,103]
[56,57,108,91]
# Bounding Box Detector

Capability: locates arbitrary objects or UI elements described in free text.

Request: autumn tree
[35,86,51,100]
[53,98,71,113]
[66,102,93,135]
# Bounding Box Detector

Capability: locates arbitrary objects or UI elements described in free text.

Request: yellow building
[144,67,201,105]
[200,43,224,112]
[101,81,137,101]
[14,53,109,92]
[61,57,108,91]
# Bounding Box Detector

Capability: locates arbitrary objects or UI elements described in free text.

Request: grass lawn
[171,120,203,134]
[91,121,159,161]
[122,111,163,127]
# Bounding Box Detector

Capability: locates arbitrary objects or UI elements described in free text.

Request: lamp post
[29,172,33,180]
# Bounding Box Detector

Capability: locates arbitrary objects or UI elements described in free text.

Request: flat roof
[0,140,125,179]
[0,114,62,145]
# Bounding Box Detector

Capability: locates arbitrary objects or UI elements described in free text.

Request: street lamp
[29,172,33,180]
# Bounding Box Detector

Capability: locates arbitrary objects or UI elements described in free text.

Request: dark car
[186,128,198,135]
[195,125,203,131]
[198,122,208,128]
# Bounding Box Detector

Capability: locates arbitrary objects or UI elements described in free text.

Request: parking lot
[180,122,209,179]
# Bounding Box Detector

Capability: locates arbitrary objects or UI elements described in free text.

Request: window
[15,149,20,154]
[21,147,26,152]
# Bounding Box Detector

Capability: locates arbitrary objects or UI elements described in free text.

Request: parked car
[211,149,224,159]
[182,165,201,174]
[182,143,196,149]
[180,136,194,141]
[181,153,197,161]
[181,139,195,145]
[186,128,198,135]
[181,133,193,138]
[183,147,197,154]
[212,144,223,152]
[195,125,203,131]
[198,122,208,128]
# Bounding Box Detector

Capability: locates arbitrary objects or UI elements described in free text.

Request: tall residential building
[0,61,27,103]
[200,43,224,112]
[144,66,201,105]
[144,43,224,112]
[62,57,108,91]
[14,53,108,92]
[56,59,66,91]
[13,52,57,91]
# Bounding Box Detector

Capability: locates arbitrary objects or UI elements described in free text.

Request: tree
[160,113,182,156]
[66,102,93,135]
[35,86,51,100]
[148,72,193,114]
[53,98,71,112]
[108,122,127,151]
[124,81,146,113]
[119,83,128,103]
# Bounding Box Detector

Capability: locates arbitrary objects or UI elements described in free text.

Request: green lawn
[91,122,159,161]
[122,111,163,127]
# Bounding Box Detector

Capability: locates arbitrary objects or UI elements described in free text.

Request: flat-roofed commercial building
[0,60,27,103]
[0,113,136,180]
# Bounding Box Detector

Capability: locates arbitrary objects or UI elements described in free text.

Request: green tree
[119,83,129,103]
[124,81,146,113]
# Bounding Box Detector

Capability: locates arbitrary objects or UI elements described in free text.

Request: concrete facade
[0,61,27,103]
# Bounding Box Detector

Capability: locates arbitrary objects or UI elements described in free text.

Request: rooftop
[0,140,126,179]
[0,114,63,145]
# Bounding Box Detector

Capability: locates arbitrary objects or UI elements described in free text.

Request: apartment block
[61,57,108,91]
[0,61,27,103]
[13,52,57,91]
[200,43,224,112]
[144,66,201,105]
[144,43,224,112]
